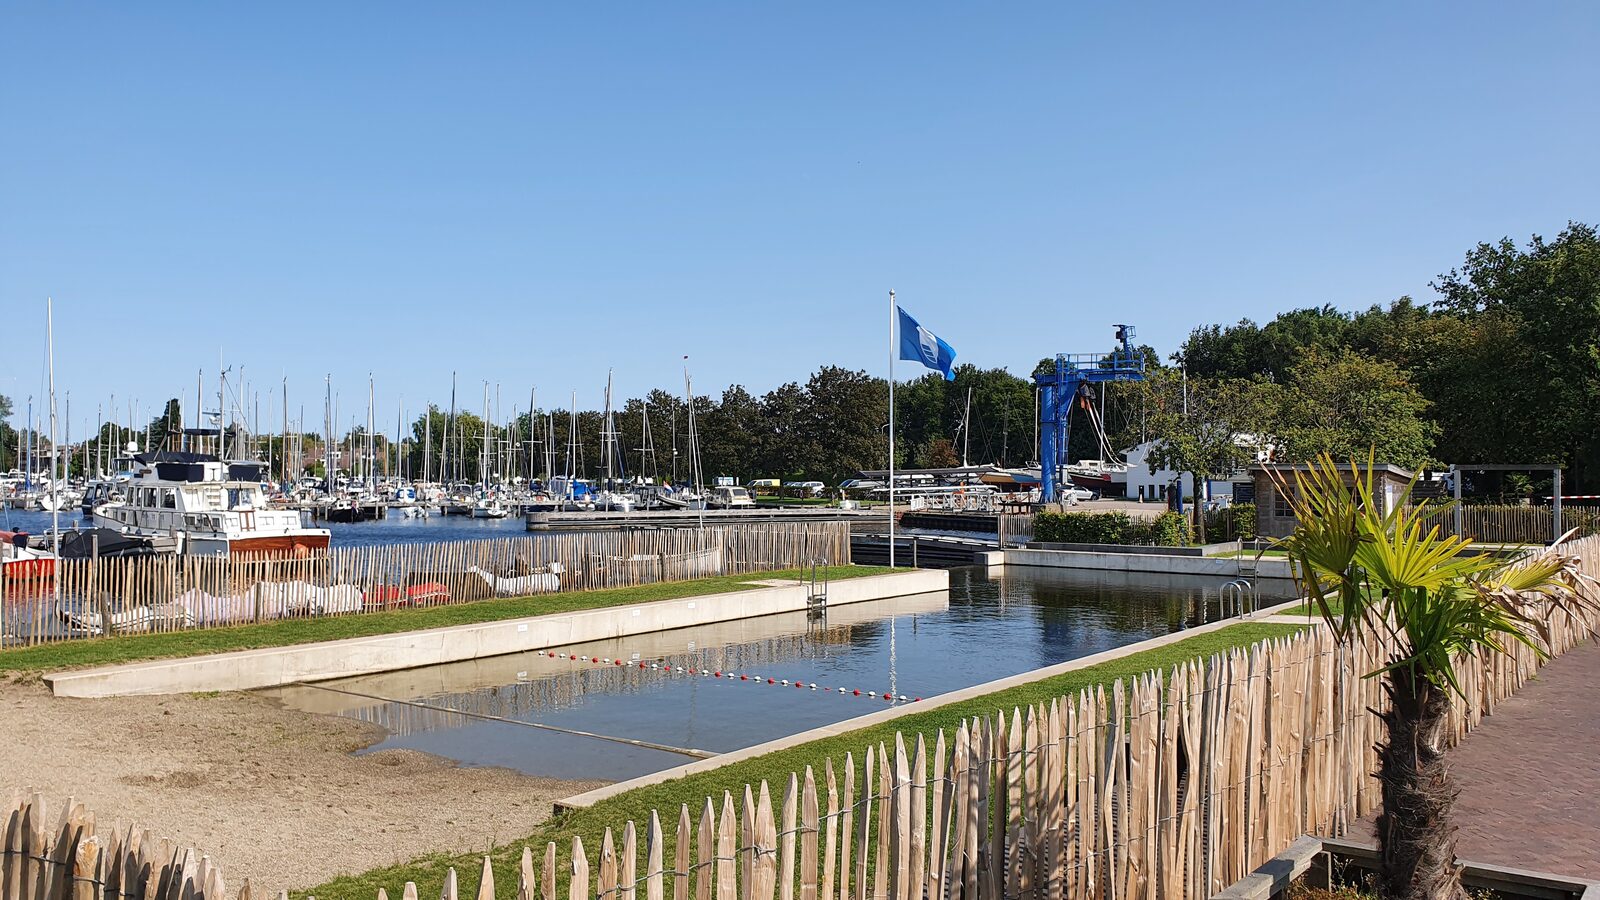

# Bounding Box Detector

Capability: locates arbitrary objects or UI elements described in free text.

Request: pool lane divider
[539,649,923,703]
[289,680,717,759]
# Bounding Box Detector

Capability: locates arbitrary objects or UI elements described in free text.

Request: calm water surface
[266,566,1295,782]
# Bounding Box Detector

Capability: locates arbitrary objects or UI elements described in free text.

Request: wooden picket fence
[9,535,1597,900]
[1412,503,1600,545]
[0,523,851,647]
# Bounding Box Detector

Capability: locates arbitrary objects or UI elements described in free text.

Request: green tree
[700,385,762,481]
[802,367,887,484]
[145,399,183,453]
[0,394,13,471]
[1431,223,1600,486]
[756,382,813,478]
[1139,369,1276,539]
[1273,349,1437,470]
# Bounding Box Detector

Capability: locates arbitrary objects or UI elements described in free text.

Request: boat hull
[226,533,331,558]
[2,557,55,583]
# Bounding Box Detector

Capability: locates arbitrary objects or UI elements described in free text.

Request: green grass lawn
[1279,599,1344,617]
[0,566,894,675]
[300,619,1302,900]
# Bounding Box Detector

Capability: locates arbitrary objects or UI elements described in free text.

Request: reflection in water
[266,565,1294,782]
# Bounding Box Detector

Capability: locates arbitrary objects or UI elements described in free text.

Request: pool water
[264,566,1294,782]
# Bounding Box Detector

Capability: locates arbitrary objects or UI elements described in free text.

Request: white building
[1123,441,1195,501]
[1122,436,1275,503]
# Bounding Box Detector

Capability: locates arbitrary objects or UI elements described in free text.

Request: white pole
[888,289,896,569]
[47,298,60,597]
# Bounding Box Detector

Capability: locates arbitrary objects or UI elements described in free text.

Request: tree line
[1153,222,1600,494]
[5,223,1596,492]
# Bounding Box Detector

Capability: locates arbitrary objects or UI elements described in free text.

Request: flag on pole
[896,306,957,381]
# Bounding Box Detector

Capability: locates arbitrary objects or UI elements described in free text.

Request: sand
[0,679,602,894]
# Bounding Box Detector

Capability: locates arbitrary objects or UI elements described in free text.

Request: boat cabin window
[227,487,257,510]
[160,489,176,509]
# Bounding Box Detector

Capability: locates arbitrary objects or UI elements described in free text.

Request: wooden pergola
[1449,463,1565,540]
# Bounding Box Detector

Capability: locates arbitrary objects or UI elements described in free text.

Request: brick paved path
[1359,639,1600,877]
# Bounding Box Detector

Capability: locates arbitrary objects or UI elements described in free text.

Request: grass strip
[302,619,1302,900]
[1279,600,1343,617]
[0,566,893,674]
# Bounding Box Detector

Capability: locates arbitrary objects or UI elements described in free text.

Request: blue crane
[1033,325,1146,502]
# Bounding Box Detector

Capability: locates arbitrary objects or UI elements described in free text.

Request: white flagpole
[888,290,896,569]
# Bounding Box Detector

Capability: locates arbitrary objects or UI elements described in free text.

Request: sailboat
[593,371,635,512]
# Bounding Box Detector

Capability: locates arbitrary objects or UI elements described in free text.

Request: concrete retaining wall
[44,569,949,698]
[1003,546,1295,580]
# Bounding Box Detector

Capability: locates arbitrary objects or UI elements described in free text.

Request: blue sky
[3,3,1597,437]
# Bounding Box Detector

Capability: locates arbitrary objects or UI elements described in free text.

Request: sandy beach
[0,678,601,894]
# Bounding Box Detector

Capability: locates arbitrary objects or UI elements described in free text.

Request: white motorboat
[470,496,509,518]
[92,451,330,558]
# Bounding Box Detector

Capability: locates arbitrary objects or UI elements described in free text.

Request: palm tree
[1273,453,1594,900]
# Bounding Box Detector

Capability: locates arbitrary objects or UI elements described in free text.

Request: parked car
[1062,484,1095,503]
[747,478,781,497]
[783,480,826,497]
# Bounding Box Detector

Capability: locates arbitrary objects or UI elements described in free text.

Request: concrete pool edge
[43,569,949,698]
[553,595,1308,810]
[999,546,1298,581]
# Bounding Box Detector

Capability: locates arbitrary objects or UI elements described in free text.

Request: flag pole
[888,289,896,568]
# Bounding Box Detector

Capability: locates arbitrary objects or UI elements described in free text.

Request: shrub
[1199,502,1258,542]
[1148,511,1192,546]
[1033,510,1191,546]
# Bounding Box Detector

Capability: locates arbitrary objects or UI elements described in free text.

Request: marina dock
[524,507,879,530]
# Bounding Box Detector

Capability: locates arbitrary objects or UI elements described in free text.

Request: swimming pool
[264,565,1295,782]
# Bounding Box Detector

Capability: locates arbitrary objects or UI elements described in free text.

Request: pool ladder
[1220,578,1257,618]
[807,558,830,618]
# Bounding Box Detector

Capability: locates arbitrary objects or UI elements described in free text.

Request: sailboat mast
[566,391,577,499]
[962,385,972,468]
[366,374,375,488]
[47,298,61,574]
[446,372,457,484]
[603,370,614,488]
[323,375,333,491]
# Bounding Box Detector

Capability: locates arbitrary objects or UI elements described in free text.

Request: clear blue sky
[3,3,1597,437]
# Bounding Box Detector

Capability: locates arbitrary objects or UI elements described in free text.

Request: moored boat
[92,451,330,558]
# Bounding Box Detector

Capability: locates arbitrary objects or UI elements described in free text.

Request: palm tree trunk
[1376,668,1470,900]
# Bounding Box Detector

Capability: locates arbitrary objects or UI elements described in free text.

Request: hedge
[1033,510,1193,546]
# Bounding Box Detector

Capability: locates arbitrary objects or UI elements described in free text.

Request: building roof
[1248,461,1415,478]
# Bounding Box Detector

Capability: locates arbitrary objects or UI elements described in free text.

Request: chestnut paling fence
[8,534,1599,900]
[0,522,852,647]
[1417,502,1600,545]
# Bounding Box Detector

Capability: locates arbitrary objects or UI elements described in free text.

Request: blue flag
[897,306,957,381]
